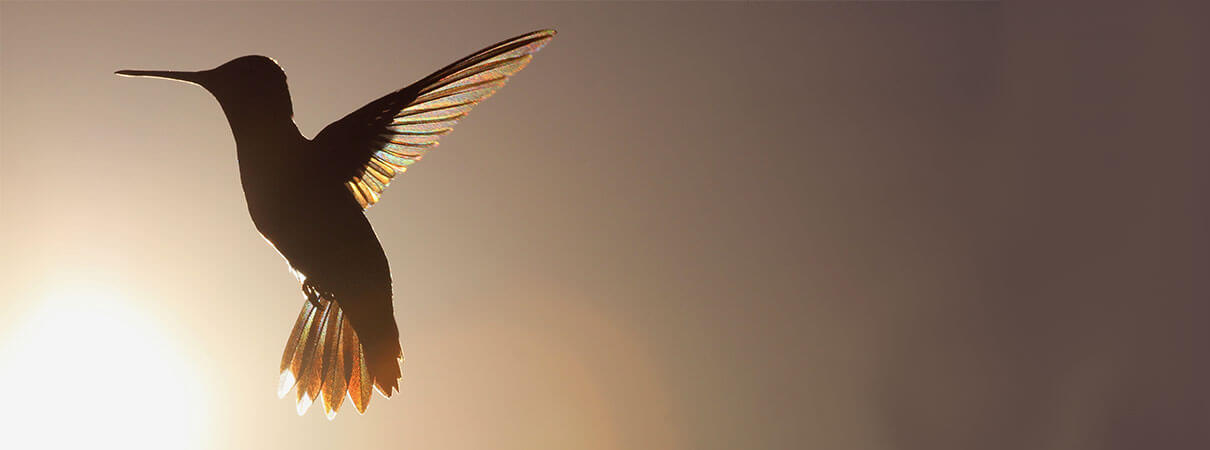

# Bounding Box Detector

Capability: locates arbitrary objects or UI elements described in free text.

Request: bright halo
[0,285,207,450]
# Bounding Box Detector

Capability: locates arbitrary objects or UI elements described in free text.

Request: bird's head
[117,55,293,118]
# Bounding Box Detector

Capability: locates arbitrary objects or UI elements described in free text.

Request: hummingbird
[117,29,556,418]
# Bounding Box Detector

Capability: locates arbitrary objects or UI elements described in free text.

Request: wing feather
[314,29,556,210]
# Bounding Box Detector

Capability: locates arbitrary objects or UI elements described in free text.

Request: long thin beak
[115,69,208,86]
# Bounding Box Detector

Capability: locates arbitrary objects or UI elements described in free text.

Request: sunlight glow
[0,285,207,450]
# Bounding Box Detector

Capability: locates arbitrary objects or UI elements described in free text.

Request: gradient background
[1,2,1206,450]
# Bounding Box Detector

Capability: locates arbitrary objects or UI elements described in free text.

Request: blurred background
[1,2,1205,450]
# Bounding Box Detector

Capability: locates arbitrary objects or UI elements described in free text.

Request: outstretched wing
[314,29,556,209]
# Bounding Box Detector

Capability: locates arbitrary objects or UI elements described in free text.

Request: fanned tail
[278,296,398,418]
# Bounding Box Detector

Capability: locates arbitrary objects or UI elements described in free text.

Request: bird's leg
[302,280,323,309]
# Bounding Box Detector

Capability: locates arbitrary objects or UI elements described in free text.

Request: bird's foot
[303,281,323,309]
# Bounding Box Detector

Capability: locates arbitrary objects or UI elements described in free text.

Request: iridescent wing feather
[314,29,556,209]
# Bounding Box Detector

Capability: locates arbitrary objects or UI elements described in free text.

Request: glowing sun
[0,285,207,449]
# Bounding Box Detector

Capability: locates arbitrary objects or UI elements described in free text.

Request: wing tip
[526,29,557,51]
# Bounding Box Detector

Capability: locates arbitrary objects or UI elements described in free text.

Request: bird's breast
[241,170,358,242]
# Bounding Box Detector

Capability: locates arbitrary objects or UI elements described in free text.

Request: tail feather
[371,341,402,396]
[277,301,315,397]
[346,321,374,414]
[279,296,400,418]
[298,304,328,403]
[320,307,347,418]
[279,301,315,375]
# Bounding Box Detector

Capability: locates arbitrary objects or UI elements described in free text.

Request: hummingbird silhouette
[117,29,556,418]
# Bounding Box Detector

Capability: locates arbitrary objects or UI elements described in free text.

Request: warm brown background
[1,2,1206,450]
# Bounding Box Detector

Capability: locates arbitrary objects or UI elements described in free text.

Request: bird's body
[118,30,555,417]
